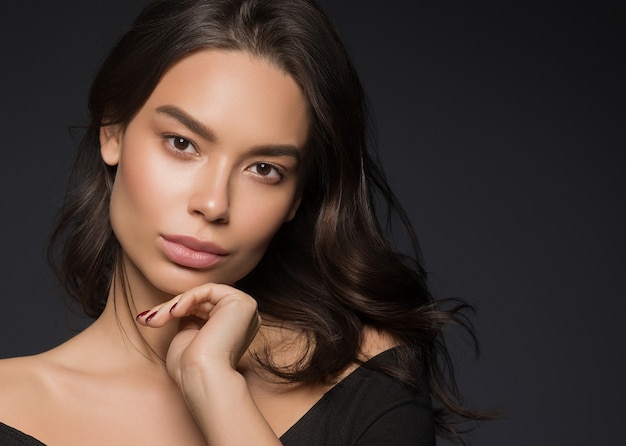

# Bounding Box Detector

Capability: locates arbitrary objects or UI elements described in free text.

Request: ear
[284,195,302,222]
[99,125,123,166]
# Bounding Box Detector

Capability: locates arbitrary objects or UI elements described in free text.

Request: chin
[148,265,240,295]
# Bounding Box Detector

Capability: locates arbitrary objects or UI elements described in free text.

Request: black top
[279,349,435,445]
[0,350,434,446]
[0,423,45,446]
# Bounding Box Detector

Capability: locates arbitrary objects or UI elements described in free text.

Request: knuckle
[228,293,258,312]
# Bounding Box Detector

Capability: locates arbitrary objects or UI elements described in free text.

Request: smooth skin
[0,50,394,446]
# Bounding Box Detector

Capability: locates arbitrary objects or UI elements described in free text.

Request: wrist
[176,360,279,444]
[179,359,246,406]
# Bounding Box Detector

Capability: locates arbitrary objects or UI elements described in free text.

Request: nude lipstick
[160,234,227,269]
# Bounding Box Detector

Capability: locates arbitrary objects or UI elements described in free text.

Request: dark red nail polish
[169,302,178,313]
[145,311,158,323]
[136,310,150,320]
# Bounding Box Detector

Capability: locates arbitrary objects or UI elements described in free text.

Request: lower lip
[160,237,225,269]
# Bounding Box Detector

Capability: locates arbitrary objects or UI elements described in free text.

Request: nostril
[188,188,230,223]
[186,159,233,221]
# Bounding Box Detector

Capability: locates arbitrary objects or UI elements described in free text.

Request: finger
[135,299,176,327]
[165,282,246,320]
[187,295,261,367]
[177,315,206,331]
[137,282,237,327]
[166,316,205,385]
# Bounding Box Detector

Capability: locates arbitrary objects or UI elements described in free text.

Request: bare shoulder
[0,353,55,429]
[0,354,51,393]
[0,347,105,440]
[359,326,400,360]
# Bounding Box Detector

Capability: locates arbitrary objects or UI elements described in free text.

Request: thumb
[166,316,204,385]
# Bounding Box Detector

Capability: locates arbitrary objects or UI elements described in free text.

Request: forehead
[142,50,311,148]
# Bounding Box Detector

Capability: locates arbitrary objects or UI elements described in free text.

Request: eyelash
[248,162,285,184]
[164,134,198,156]
[163,134,286,184]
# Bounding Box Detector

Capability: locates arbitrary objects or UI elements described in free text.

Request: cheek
[109,146,182,235]
[234,188,296,253]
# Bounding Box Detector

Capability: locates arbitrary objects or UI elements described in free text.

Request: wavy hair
[49,0,492,440]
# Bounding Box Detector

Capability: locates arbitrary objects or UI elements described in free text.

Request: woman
[0,0,488,444]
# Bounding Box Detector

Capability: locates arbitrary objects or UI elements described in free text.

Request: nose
[188,162,230,224]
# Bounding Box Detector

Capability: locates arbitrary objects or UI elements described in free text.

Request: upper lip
[161,234,228,255]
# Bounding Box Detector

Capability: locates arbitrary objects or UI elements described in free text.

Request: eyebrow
[247,145,302,164]
[156,104,302,163]
[156,105,216,142]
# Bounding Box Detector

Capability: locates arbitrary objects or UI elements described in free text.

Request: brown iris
[256,163,272,175]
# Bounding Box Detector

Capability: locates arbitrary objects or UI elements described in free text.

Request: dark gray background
[1,1,623,445]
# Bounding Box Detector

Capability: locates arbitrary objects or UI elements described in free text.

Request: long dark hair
[49,0,492,440]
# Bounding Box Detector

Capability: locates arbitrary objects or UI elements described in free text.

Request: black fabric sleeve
[0,422,47,446]
[356,401,435,446]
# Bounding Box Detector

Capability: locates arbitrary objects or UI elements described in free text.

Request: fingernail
[169,302,178,313]
[145,311,158,323]
[136,310,150,320]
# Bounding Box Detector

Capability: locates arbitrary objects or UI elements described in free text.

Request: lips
[160,234,227,269]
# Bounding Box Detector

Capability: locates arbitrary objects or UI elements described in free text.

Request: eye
[165,135,197,154]
[248,162,283,183]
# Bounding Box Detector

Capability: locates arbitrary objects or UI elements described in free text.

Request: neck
[89,260,180,365]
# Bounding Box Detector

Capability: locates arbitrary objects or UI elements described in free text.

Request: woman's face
[100,50,310,296]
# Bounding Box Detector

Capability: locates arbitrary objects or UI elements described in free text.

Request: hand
[136,285,282,445]
[136,283,261,386]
